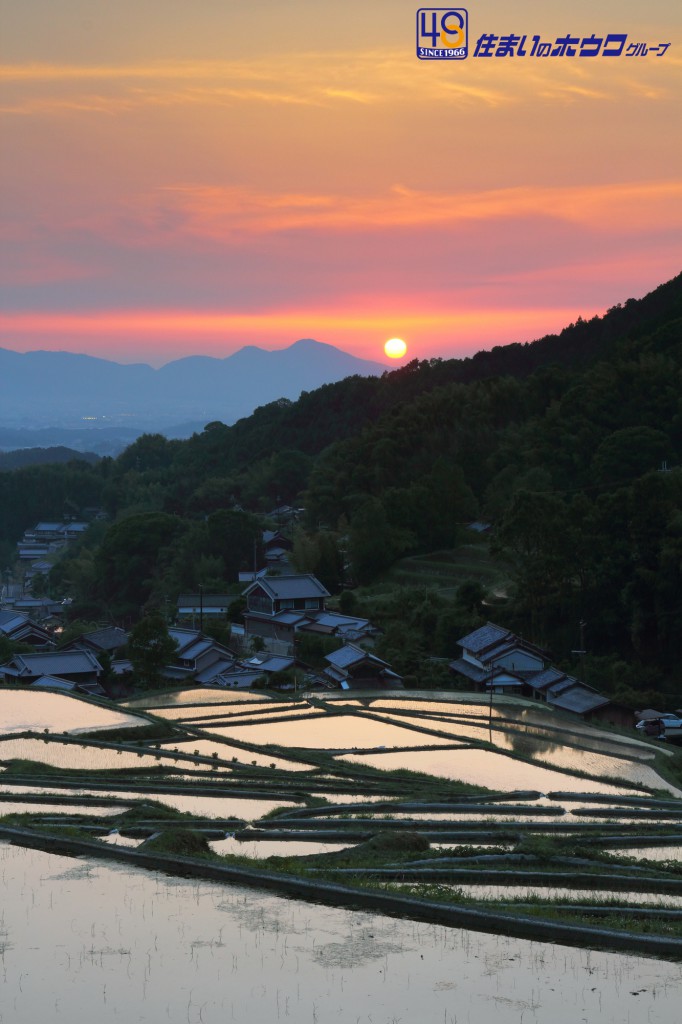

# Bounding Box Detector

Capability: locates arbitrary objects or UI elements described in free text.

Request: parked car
[636,713,682,739]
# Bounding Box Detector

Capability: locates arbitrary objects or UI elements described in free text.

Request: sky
[0,0,680,367]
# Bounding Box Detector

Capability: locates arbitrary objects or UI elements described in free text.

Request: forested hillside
[2,273,681,699]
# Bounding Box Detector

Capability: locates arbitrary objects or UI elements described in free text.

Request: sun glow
[384,337,407,359]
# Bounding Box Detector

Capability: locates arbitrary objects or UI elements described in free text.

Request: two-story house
[450,622,546,693]
[242,574,330,648]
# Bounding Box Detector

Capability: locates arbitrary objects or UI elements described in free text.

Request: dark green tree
[128,614,178,688]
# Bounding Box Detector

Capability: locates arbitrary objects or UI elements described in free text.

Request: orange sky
[1,1,680,366]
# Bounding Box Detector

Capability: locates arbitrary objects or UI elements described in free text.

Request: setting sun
[384,337,407,359]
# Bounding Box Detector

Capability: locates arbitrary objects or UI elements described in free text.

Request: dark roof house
[0,649,102,685]
[0,610,54,650]
[243,574,330,645]
[323,644,403,690]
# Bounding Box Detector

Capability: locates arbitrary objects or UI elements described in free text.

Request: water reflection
[372,711,664,787]
[0,690,144,735]
[1,841,680,1023]
[156,739,314,771]
[0,737,171,771]
[339,748,641,795]
[210,714,455,749]
[209,837,350,858]
[368,698,660,760]
[122,688,273,708]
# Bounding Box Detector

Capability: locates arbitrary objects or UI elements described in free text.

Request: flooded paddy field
[209,836,352,858]
[0,801,130,816]
[211,713,462,749]
[2,687,682,962]
[0,689,146,736]
[1,841,681,1024]
[122,688,273,708]
[155,738,315,771]
[150,703,324,724]
[0,736,176,771]
[338,747,647,795]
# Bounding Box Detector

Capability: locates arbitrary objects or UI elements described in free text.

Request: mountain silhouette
[0,339,387,428]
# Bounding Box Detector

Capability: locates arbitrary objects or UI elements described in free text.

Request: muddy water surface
[1,841,680,1024]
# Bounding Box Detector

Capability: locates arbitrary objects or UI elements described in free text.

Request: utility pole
[487,661,494,736]
[571,619,587,681]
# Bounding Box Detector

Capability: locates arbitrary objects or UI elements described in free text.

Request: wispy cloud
[114,178,682,244]
[2,48,677,116]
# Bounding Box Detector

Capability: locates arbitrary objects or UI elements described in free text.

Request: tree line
[0,273,680,701]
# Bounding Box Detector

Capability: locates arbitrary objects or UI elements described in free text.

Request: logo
[417,8,468,60]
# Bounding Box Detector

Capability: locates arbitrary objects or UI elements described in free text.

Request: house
[176,594,232,621]
[162,628,236,682]
[261,529,293,570]
[59,522,89,540]
[27,673,106,697]
[25,522,66,542]
[323,643,403,690]
[8,597,65,621]
[17,543,53,561]
[0,610,55,650]
[30,674,77,691]
[262,530,292,554]
[243,574,330,646]
[243,573,329,616]
[450,622,546,690]
[65,626,129,655]
[0,649,103,686]
[267,504,299,524]
[23,559,53,583]
[532,667,633,727]
[298,610,380,646]
[244,654,295,674]
[450,621,632,725]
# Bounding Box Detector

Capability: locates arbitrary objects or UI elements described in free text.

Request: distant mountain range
[0,339,387,437]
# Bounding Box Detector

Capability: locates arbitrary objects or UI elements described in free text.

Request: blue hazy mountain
[0,339,387,431]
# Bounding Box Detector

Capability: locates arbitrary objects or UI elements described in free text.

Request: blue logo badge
[417,8,468,59]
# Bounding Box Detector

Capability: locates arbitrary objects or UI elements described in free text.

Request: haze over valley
[0,339,386,453]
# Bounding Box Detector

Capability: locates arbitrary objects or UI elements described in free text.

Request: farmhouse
[243,574,330,646]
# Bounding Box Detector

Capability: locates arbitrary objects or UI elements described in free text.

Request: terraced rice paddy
[1,686,681,963]
[3,842,680,1024]
[0,689,146,735]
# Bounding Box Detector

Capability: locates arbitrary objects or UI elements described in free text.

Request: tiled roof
[529,667,566,691]
[180,639,215,661]
[547,684,610,715]
[448,658,487,683]
[246,655,295,673]
[167,628,201,653]
[311,612,372,631]
[0,612,28,634]
[244,574,330,600]
[325,645,388,670]
[12,650,102,675]
[457,623,510,654]
[30,674,76,690]
[195,658,236,683]
[482,637,545,662]
[271,610,309,625]
[81,626,128,651]
[325,644,368,669]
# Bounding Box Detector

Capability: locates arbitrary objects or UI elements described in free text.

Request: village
[3,515,679,741]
